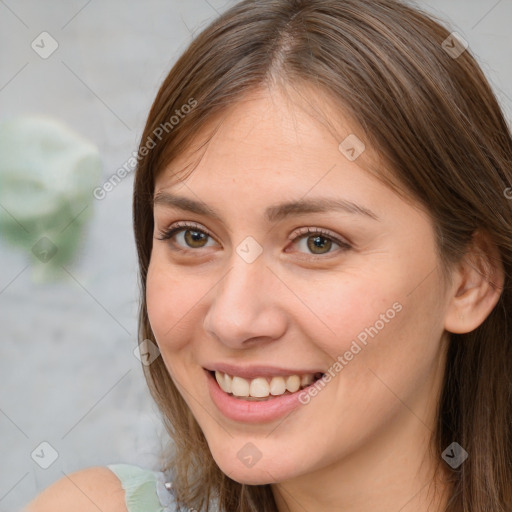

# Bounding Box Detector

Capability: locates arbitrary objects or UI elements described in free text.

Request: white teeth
[269,376,286,396]
[286,375,301,393]
[214,371,318,398]
[215,371,224,389]
[216,372,232,393]
[224,373,232,393]
[231,376,250,397]
[249,377,270,398]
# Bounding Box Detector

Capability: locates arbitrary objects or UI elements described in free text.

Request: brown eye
[156,222,216,251]
[306,235,333,254]
[183,229,209,248]
[290,227,351,258]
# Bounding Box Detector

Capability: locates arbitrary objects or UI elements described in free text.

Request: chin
[221,466,281,486]
[211,449,294,485]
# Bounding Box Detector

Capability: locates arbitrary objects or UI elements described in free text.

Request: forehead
[152,84,418,223]
[156,85,375,185]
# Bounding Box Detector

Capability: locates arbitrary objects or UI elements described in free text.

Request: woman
[26,0,512,510]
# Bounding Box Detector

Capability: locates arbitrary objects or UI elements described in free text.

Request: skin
[146,84,503,512]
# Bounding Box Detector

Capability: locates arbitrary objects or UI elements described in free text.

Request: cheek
[292,268,404,360]
[324,271,446,412]
[146,256,191,350]
[145,251,217,353]
[298,256,444,382]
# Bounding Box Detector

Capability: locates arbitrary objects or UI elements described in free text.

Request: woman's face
[146,86,453,488]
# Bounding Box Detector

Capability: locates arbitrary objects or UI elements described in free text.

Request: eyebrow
[153,191,380,222]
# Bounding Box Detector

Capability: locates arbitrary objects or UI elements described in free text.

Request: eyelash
[155,221,352,259]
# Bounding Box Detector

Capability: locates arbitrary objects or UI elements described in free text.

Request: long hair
[132,1,512,510]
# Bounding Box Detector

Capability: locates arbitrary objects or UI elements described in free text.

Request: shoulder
[24,466,127,512]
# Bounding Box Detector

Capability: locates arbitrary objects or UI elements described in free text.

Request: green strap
[107,463,166,512]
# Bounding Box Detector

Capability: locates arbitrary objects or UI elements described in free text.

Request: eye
[288,227,351,257]
[156,222,351,258]
[156,221,216,251]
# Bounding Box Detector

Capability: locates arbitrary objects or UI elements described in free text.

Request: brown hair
[132,0,512,510]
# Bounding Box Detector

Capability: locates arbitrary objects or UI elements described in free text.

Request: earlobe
[444,230,504,334]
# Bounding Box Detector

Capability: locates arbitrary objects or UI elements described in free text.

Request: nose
[203,252,288,349]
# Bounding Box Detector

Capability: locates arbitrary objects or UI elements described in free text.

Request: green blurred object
[0,116,102,281]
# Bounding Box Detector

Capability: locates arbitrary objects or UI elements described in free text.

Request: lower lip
[205,370,312,423]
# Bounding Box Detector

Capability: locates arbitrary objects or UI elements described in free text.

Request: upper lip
[204,363,325,380]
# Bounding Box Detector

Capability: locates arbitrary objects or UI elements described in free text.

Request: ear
[444,229,504,334]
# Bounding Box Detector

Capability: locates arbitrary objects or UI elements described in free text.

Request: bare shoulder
[23,466,126,512]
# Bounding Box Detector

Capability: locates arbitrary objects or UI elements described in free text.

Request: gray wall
[0,0,510,510]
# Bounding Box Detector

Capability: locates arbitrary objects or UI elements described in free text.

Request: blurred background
[0,0,510,510]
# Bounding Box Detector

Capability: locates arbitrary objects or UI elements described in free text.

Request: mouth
[208,370,325,401]
[204,366,327,423]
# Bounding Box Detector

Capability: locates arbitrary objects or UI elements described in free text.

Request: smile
[204,367,326,423]
[214,370,324,400]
